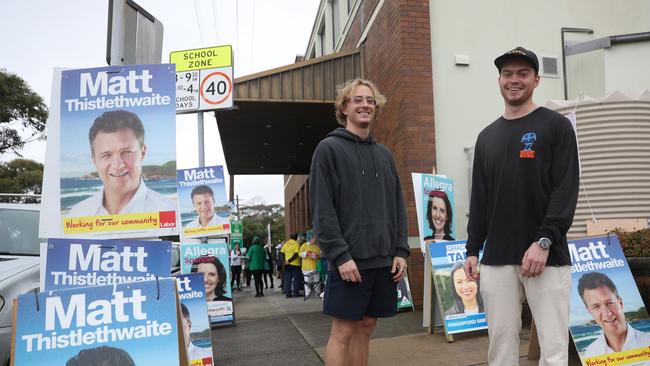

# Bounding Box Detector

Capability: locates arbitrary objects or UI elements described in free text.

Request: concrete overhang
[214,48,363,175]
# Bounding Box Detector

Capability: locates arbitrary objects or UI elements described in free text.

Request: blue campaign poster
[58,64,178,238]
[180,243,233,324]
[12,279,183,365]
[43,238,172,292]
[176,165,230,238]
[428,240,487,335]
[412,173,455,254]
[568,234,650,365]
[176,273,214,365]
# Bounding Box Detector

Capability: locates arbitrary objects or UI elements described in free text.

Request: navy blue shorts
[323,267,397,321]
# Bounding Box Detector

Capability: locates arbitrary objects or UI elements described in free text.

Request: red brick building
[283,0,435,309]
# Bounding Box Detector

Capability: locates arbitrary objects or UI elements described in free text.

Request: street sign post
[170,45,234,113]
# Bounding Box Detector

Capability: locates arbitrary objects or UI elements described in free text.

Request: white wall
[605,42,650,93]
[567,49,605,99]
[428,0,650,240]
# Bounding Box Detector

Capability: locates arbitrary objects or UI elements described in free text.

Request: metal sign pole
[197,111,207,244]
[107,0,126,66]
[198,112,205,166]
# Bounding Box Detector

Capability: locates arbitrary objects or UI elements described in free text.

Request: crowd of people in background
[228,231,325,301]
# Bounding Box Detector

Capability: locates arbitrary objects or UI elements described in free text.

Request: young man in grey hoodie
[309,78,410,366]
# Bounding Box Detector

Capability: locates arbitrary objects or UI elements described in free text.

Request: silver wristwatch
[537,237,552,250]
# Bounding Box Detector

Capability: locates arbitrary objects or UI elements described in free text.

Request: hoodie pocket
[348,221,396,260]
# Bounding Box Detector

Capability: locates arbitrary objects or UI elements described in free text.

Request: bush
[612,228,650,257]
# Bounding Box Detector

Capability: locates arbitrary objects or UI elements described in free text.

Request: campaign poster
[12,279,186,366]
[397,274,415,311]
[568,235,650,365]
[412,173,455,253]
[42,238,172,292]
[428,240,487,335]
[180,242,234,324]
[177,165,230,239]
[230,220,243,250]
[176,273,214,366]
[58,64,178,238]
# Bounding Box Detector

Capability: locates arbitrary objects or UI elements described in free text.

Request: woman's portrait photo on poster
[191,255,231,301]
[444,261,484,317]
[424,189,454,243]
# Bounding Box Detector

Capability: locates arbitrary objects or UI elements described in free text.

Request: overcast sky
[0,0,320,206]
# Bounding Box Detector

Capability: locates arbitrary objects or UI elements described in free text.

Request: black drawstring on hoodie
[353,135,379,178]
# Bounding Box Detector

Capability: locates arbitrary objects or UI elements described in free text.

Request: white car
[0,203,41,366]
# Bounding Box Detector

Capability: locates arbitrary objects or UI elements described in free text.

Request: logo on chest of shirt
[519,132,536,159]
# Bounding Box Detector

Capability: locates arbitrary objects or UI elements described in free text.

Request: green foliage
[625,307,648,321]
[433,273,454,312]
[0,69,48,155]
[142,161,177,178]
[613,228,650,257]
[239,203,285,248]
[0,158,43,202]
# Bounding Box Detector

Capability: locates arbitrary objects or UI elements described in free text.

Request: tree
[0,158,44,202]
[0,69,48,156]
[239,203,285,248]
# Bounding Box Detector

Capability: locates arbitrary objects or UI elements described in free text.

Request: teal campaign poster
[12,279,184,365]
[397,275,414,311]
[428,240,487,335]
[412,173,455,252]
[58,64,178,239]
[42,238,172,292]
[181,242,233,324]
[568,235,650,365]
[176,165,230,239]
[176,274,214,366]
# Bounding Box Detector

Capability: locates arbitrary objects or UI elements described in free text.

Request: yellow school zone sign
[170,45,232,72]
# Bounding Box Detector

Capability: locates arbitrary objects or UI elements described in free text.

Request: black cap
[494,47,539,74]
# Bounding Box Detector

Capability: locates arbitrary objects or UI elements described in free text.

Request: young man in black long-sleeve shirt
[464,47,579,365]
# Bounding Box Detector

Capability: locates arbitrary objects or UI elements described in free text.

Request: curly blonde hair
[334,78,387,126]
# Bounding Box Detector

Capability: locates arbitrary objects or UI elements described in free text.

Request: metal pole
[197,112,205,166]
[197,111,206,243]
[236,194,240,220]
[108,0,126,66]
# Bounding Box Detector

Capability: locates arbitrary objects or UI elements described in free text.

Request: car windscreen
[0,208,40,255]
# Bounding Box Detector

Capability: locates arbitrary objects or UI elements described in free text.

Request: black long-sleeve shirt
[466,107,579,266]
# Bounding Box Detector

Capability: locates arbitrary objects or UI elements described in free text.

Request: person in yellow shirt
[300,235,322,299]
[281,233,301,298]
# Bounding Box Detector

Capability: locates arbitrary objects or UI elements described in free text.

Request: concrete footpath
[211,286,582,365]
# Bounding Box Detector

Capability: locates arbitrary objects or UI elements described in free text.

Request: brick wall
[284,0,435,308]
[346,0,435,307]
[284,174,309,238]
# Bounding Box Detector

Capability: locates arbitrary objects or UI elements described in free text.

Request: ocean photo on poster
[60,176,177,212]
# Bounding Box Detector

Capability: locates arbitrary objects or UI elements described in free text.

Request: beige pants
[480,265,571,366]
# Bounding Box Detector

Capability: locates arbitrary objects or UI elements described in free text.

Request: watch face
[539,238,551,249]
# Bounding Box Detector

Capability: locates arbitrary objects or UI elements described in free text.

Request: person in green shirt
[247,236,266,298]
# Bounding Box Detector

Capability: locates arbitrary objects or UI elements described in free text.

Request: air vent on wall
[540,56,559,78]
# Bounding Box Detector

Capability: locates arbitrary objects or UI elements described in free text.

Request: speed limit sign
[200,68,233,109]
[170,45,234,113]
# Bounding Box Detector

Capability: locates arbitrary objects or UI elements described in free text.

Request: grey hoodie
[309,128,410,270]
